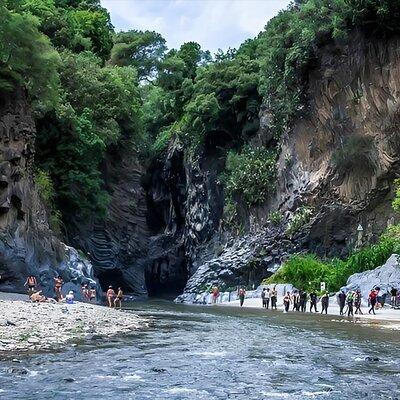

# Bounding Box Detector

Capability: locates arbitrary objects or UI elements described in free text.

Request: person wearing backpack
[368,288,378,315]
[346,291,354,317]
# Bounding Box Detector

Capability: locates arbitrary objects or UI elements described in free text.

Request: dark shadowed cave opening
[96,269,124,292]
[145,256,188,297]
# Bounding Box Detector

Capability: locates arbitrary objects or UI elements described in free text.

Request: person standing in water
[320,291,329,314]
[390,287,398,308]
[346,290,354,317]
[270,286,278,310]
[106,285,116,308]
[354,290,363,315]
[283,292,291,313]
[211,286,220,304]
[261,288,267,308]
[300,290,307,312]
[309,291,318,312]
[114,287,124,309]
[338,290,346,315]
[238,287,246,307]
[368,288,377,315]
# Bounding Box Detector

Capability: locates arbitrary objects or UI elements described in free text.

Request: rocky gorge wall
[175,31,400,301]
[2,31,400,301]
[0,90,98,298]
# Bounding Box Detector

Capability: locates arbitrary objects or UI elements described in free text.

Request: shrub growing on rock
[223,146,277,206]
[331,134,377,175]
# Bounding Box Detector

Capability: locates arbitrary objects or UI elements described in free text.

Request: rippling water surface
[1,300,400,399]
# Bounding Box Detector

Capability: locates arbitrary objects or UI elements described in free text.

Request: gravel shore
[218,297,400,329]
[0,294,145,354]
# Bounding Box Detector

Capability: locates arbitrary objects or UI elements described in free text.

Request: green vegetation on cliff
[2,0,400,233]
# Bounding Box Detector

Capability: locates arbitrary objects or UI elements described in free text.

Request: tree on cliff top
[0,5,60,112]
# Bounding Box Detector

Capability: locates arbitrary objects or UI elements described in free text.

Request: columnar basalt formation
[0,90,98,296]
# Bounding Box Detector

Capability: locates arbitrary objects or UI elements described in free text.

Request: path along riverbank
[218,297,400,329]
[0,293,145,355]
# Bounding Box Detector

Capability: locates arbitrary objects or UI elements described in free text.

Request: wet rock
[7,367,28,375]
[151,367,166,373]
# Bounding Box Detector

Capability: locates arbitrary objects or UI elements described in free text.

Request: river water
[1,300,400,399]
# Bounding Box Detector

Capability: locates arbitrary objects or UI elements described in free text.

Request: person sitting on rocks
[106,286,116,307]
[30,290,46,302]
[90,287,96,302]
[81,283,91,302]
[114,287,124,309]
[65,291,74,304]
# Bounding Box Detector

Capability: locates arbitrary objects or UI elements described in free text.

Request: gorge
[1,0,400,302]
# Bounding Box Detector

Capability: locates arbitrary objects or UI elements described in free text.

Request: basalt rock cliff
[175,32,400,301]
[0,90,98,298]
[2,32,400,300]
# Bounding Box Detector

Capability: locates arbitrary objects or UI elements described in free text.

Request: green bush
[286,206,313,236]
[264,254,331,292]
[393,179,400,213]
[268,211,283,225]
[35,169,55,203]
[223,146,276,206]
[331,134,377,174]
[266,225,400,292]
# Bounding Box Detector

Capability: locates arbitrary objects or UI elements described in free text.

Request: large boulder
[341,254,400,303]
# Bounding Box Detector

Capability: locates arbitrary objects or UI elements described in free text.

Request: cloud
[101,0,290,53]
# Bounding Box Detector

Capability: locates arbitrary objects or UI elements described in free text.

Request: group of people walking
[260,285,397,316]
[279,289,328,313]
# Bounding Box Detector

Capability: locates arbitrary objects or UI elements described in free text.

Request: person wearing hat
[106,286,116,307]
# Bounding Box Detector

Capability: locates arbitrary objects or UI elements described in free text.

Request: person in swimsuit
[54,275,64,301]
[114,287,124,309]
[106,285,116,307]
[24,275,37,295]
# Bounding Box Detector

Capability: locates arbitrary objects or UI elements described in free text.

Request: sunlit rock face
[342,254,400,304]
[0,90,99,297]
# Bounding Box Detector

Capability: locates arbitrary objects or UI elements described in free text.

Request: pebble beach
[0,293,145,355]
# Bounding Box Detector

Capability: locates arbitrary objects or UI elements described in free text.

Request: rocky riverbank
[0,295,145,355]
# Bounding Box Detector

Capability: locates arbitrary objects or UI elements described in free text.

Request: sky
[100,0,291,54]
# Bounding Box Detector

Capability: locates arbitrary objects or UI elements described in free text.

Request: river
[1,300,400,399]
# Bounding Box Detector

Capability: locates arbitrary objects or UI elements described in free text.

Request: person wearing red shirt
[368,288,378,315]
